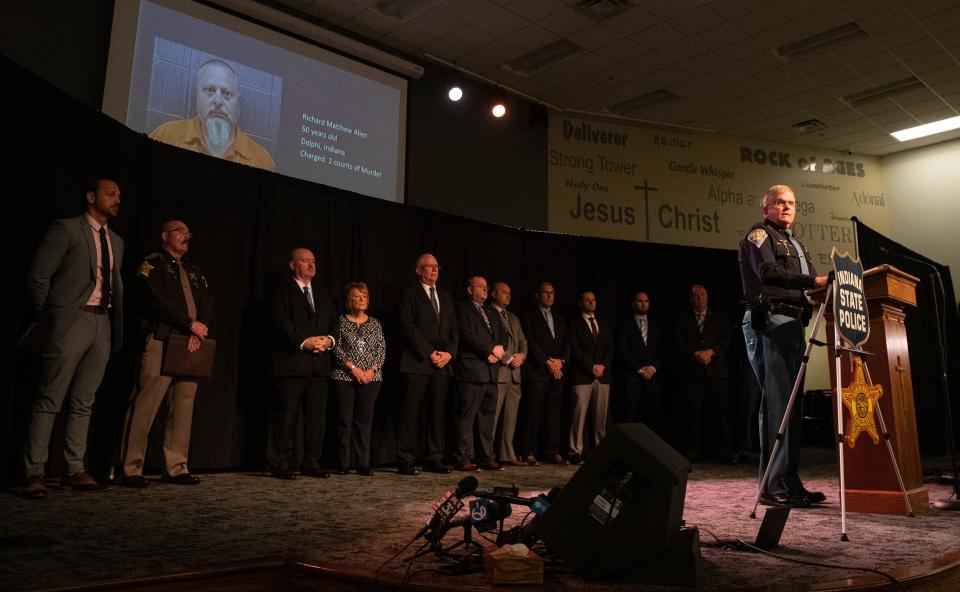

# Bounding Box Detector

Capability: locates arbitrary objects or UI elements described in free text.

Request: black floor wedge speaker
[535,423,690,580]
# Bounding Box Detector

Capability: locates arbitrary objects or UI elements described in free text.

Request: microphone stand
[879,247,960,510]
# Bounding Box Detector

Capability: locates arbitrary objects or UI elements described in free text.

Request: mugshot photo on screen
[146,38,282,172]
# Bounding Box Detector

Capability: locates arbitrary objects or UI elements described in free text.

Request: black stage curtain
[10,54,949,481]
[0,56,747,481]
[855,219,960,454]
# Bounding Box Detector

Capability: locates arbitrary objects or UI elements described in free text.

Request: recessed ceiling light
[891,115,960,142]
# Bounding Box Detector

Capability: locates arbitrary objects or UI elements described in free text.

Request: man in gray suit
[22,178,124,498]
[489,282,527,466]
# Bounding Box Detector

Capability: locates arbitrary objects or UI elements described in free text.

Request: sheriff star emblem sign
[841,356,883,448]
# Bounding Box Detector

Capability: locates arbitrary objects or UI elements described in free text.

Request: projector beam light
[891,115,960,142]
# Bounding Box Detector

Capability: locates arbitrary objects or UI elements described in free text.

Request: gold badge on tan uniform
[137,260,154,278]
[841,356,883,448]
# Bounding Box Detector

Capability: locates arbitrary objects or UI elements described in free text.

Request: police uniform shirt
[136,251,213,340]
[738,219,817,308]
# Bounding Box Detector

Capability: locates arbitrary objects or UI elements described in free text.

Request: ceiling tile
[889,39,952,62]
[752,23,807,50]
[602,7,661,36]
[777,0,846,20]
[643,65,694,87]
[502,0,567,21]
[734,6,790,35]
[631,22,686,50]
[342,9,404,37]
[306,1,364,23]
[567,23,624,51]
[695,23,748,49]
[472,7,529,36]
[706,0,767,20]
[435,0,499,21]
[441,25,496,53]
[501,24,561,52]
[920,8,960,34]
[620,52,673,76]
[656,38,708,63]
[640,0,704,21]
[592,37,648,63]
[400,9,465,37]
[421,38,468,62]
[851,7,911,35]
[538,7,597,37]
[905,51,958,74]
[382,25,435,51]
[667,6,726,36]
[711,39,768,62]
[904,0,960,19]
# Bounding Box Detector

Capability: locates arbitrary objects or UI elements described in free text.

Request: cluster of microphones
[418,475,557,546]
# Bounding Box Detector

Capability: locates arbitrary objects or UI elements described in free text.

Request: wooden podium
[823,264,927,515]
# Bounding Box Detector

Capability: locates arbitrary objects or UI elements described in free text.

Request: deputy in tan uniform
[119,220,213,487]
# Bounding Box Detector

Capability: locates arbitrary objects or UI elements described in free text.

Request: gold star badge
[841,356,883,448]
[137,260,154,278]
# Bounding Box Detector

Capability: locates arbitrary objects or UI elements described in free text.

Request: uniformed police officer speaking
[739,185,828,508]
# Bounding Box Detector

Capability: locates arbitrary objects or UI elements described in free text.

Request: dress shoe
[270,466,296,480]
[568,454,583,465]
[335,468,350,476]
[504,459,525,467]
[796,487,827,503]
[24,474,47,499]
[525,455,539,466]
[61,469,108,491]
[423,462,453,474]
[480,461,503,471]
[356,467,375,476]
[301,467,331,478]
[548,454,568,465]
[456,462,479,471]
[759,492,811,508]
[397,464,420,476]
[161,473,200,485]
[120,475,150,488]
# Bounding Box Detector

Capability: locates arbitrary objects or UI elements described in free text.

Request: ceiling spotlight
[447,85,463,102]
[491,102,506,118]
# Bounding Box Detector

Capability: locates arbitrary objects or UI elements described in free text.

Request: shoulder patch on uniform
[747,228,768,248]
[137,260,154,278]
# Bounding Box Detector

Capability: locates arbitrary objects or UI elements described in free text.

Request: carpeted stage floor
[2,448,958,591]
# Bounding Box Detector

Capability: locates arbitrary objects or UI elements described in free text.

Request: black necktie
[589,317,598,342]
[98,227,111,309]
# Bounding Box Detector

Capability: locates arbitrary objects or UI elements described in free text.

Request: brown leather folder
[161,335,216,379]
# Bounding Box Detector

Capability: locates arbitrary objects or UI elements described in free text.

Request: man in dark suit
[266,247,338,479]
[22,178,124,498]
[453,276,505,471]
[615,291,662,434]
[396,253,458,475]
[675,284,736,462]
[520,281,570,465]
[567,291,615,464]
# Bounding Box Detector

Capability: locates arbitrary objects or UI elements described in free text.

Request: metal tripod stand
[750,278,915,540]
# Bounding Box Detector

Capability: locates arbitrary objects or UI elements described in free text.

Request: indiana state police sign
[831,248,869,348]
